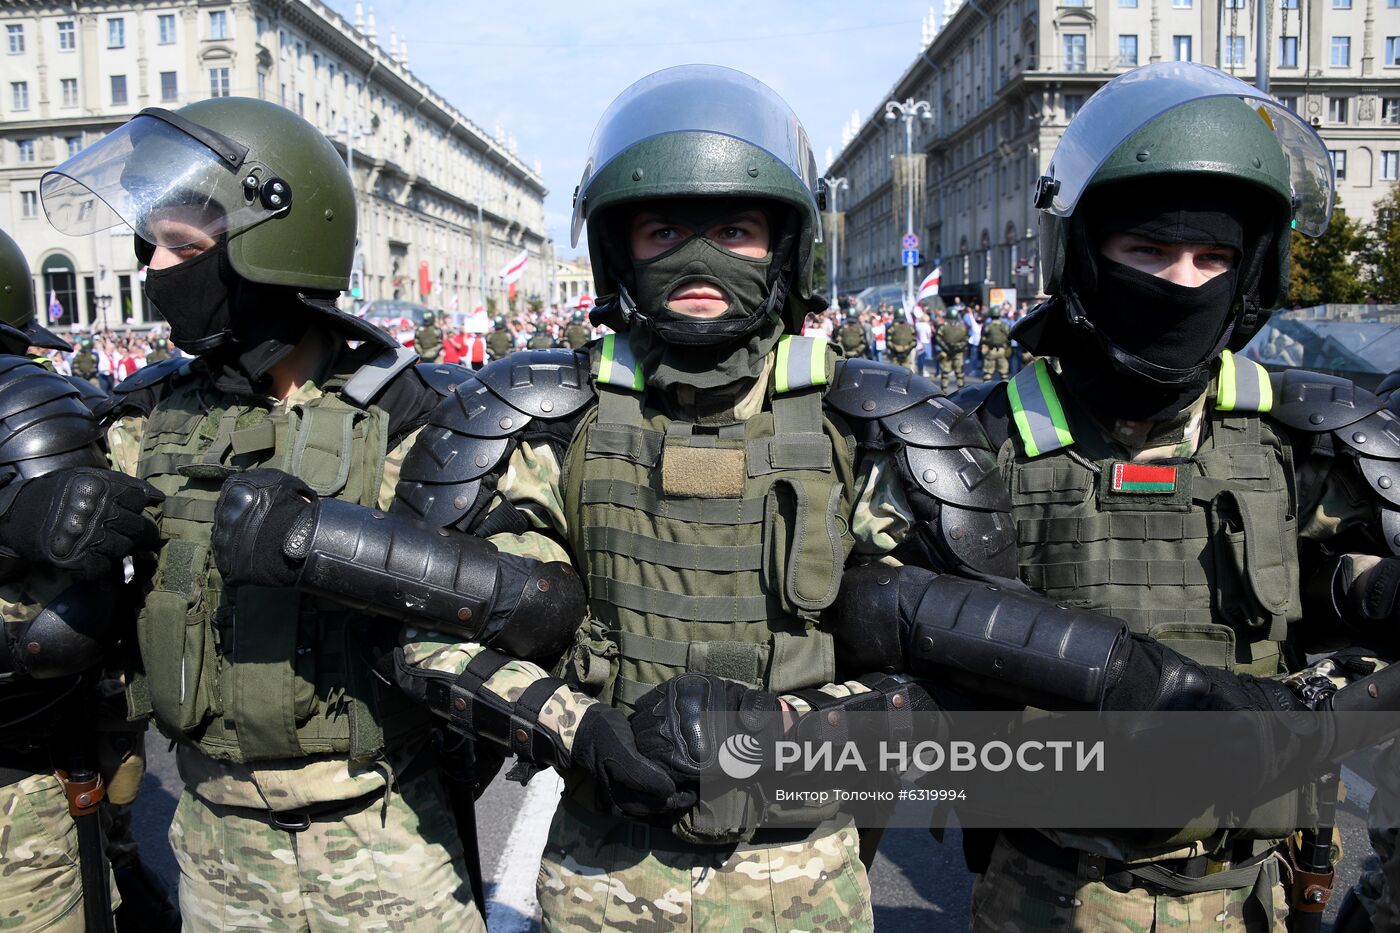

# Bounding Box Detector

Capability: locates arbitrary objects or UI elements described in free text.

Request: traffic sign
[901,249,920,267]
[902,233,920,250]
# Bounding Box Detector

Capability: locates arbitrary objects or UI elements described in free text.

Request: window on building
[1172,0,1192,8]
[209,67,230,98]
[20,191,38,219]
[1064,93,1087,119]
[1119,34,1139,65]
[1280,35,1299,66]
[65,135,81,158]
[1063,34,1087,70]
[1329,96,1349,122]
[257,71,267,99]
[160,71,178,101]
[1119,0,1138,7]
[1386,36,1400,65]
[1329,149,1347,180]
[1173,35,1193,61]
[1277,95,1299,113]
[1334,0,1351,7]
[61,78,78,107]
[1282,0,1299,7]
[209,11,228,40]
[7,25,24,55]
[1385,98,1400,123]
[107,17,124,48]
[158,13,176,45]
[110,74,127,106]
[16,139,34,163]
[11,81,29,111]
[1331,36,1351,66]
[297,92,305,114]
[1383,151,1399,181]
[1225,35,1246,65]
[57,20,74,51]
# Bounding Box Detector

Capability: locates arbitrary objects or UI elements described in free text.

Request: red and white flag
[917,267,941,303]
[498,249,529,285]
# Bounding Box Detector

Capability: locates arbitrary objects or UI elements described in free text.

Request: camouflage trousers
[0,771,119,932]
[170,770,484,932]
[969,833,1287,932]
[886,347,919,373]
[982,346,1010,381]
[937,350,966,392]
[537,801,873,932]
[1355,742,1400,928]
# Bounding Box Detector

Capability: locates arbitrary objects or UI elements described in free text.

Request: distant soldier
[884,308,919,373]
[979,304,1012,382]
[836,309,867,359]
[563,310,593,349]
[526,321,556,349]
[145,339,172,365]
[486,316,515,360]
[70,336,100,387]
[935,313,969,391]
[414,311,444,362]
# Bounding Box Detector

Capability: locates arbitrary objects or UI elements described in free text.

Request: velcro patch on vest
[1110,463,1178,494]
[661,446,746,499]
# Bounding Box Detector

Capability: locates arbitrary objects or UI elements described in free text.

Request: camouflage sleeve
[378,426,421,511]
[1297,453,1376,544]
[849,448,914,558]
[105,414,145,477]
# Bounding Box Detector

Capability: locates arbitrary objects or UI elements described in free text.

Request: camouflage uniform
[979,317,1011,382]
[70,349,100,388]
[486,327,515,360]
[935,320,968,392]
[885,320,919,373]
[563,321,593,350]
[414,323,444,363]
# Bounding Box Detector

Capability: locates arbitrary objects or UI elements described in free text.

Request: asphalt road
[134,736,1381,931]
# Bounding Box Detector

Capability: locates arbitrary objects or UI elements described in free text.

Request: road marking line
[486,769,563,933]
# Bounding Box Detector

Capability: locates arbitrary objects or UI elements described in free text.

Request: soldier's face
[145,206,219,270]
[629,203,771,320]
[1100,233,1238,288]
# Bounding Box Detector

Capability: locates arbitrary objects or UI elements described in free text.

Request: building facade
[0,0,548,332]
[826,0,1400,304]
[552,255,594,309]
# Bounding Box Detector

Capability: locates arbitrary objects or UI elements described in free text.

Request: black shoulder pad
[929,502,1019,577]
[474,349,594,420]
[904,444,1012,512]
[0,360,105,481]
[1378,371,1400,400]
[64,376,108,413]
[1358,456,1400,508]
[949,380,998,413]
[112,355,189,396]
[1382,507,1400,556]
[1335,406,1400,461]
[393,357,596,530]
[824,359,940,420]
[416,362,475,398]
[99,355,191,421]
[1268,369,1382,433]
[878,394,989,450]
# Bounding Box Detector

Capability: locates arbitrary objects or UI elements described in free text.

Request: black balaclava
[595,198,800,395]
[140,237,313,396]
[1053,179,1258,421]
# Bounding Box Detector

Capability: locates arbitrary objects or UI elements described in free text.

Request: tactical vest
[563,333,854,841]
[887,323,918,354]
[937,323,969,351]
[526,335,554,350]
[486,330,514,358]
[837,323,865,354]
[1004,352,1300,675]
[563,324,592,350]
[982,320,1011,348]
[127,351,427,763]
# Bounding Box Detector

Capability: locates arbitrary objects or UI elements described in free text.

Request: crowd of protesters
[35,327,177,391]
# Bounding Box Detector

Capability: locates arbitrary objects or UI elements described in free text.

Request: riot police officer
[0,227,169,931]
[485,316,514,360]
[563,309,592,349]
[935,310,969,391]
[836,307,868,359]
[71,336,100,387]
[526,321,556,349]
[979,304,1011,382]
[41,98,485,931]
[414,310,444,362]
[885,307,919,373]
[145,339,172,365]
[944,62,1398,931]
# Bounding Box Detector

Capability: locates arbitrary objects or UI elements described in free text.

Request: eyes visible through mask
[628,203,772,262]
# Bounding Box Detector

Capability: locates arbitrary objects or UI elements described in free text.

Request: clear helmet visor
[1039,62,1334,236]
[41,111,281,248]
[570,64,820,247]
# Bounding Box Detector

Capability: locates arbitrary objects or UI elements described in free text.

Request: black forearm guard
[829,564,1126,710]
[294,498,583,660]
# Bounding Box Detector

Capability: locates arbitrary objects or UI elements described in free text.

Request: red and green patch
[1110,463,1178,494]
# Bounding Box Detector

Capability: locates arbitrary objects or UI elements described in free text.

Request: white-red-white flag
[498,249,529,285]
[917,267,941,303]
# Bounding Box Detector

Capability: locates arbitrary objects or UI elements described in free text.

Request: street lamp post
[885,97,933,311]
[823,176,848,309]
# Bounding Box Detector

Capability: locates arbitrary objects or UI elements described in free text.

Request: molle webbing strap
[578,478,767,524]
[1215,349,1273,413]
[584,526,764,572]
[596,333,644,392]
[774,335,829,394]
[587,576,771,622]
[1007,359,1074,458]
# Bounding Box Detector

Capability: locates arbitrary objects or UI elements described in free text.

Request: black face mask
[142,241,235,354]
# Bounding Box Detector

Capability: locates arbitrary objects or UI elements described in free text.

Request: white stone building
[0,0,549,332]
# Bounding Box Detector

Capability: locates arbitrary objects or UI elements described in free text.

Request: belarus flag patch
[1111,462,1178,494]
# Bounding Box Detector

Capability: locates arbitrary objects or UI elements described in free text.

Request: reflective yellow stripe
[598,332,642,391]
[1007,359,1075,458]
[808,335,828,388]
[1218,349,1238,410]
[1006,371,1039,458]
[775,335,793,394]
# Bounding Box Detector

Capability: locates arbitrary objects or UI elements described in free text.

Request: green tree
[1361,182,1400,303]
[1288,196,1366,305]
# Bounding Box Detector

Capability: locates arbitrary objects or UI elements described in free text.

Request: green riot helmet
[493,316,505,329]
[846,309,859,323]
[41,99,390,350]
[0,229,69,353]
[422,311,435,326]
[893,309,907,323]
[1030,62,1332,381]
[535,322,548,335]
[571,65,826,345]
[572,310,584,324]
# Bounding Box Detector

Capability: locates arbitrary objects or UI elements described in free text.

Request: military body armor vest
[836,323,865,355]
[937,322,969,351]
[982,320,1011,347]
[1004,352,1300,675]
[128,351,426,763]
[886,323,917,354]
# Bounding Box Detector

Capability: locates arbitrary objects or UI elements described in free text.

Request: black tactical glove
[0,468,163,579]
[211,468,316,588]
[629,673,783,781]
[571,704,696,819]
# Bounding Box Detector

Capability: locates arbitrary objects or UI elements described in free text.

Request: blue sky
[323,0,933,256]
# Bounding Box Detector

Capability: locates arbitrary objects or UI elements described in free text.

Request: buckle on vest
[268,810,312,833]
